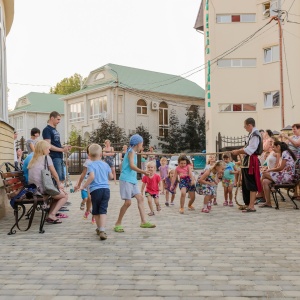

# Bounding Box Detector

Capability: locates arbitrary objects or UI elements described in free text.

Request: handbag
[41,156,60,196]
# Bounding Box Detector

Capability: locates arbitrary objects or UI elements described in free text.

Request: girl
[196,161,226,213]
[171,155,195,214]
[141,161,162,216]
[205,154,219,205]
[164,169,178,206]
[103,140,117,184]
[159,157,169,195]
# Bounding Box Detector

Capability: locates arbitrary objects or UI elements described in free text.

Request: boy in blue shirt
[82,144,113,240]
[114,134,156,233]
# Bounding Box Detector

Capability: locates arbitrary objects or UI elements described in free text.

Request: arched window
[137,99,147,115]
[159,102,169,137]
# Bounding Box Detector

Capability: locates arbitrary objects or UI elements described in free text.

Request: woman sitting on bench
[28,140,68,224]
[259,141,296,208]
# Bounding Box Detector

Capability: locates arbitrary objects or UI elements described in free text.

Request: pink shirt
[142,173,161,194]
[176,165,191,178]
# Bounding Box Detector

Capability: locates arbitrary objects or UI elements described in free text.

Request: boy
[82,144,113,240]
[114,134,156,232]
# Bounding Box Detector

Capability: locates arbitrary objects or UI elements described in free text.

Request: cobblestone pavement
[1,178,300,300]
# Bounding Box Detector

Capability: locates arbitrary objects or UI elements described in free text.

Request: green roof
[10,92,65,114]
[67,64,205,99]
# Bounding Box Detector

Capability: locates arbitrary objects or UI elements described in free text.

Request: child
[114,134,156,232]
[164,169,178,206]
[141,161,162,216]
[205,154,218,205]
[171,155,195,214]
[196,161,226,213]
[81,144,113,240]
[159,157,169,195]
[74,146,95,224]
[222,154,238,207]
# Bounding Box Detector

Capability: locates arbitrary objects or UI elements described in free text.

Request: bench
[0,162,52,235]
[270,159,300,210]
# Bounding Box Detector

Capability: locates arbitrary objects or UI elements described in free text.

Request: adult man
[42,111,70,183]
[232,118,263,212]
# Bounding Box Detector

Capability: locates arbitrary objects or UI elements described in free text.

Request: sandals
[114,225,124,232]
[165,202,169,207]
[228,201,234,207]
[223,201,228,206]
[259,203,272,208]
[83,211,90,219]
[80,202,85,210]
[242,208,256,213]
[179,208,184,214]
[188,205,195,211]
[156,205,161,211]
[55,213,68,218]
[140,222,156,228]
[46,218,62,224]
[201,208,209,213]
[148,211,155,216]
[213,199,218,205]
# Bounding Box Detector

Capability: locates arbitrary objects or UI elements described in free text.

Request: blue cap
[129,134,143,146]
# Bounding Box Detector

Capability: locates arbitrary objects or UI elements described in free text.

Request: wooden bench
[0,162,52,235]
[270,159,300,210]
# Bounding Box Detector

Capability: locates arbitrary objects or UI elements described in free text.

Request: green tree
[198,113,206,151]
[89,118,128,145]
[129,124,152,149]
[158,109,184,153]
[67,126,85,152]
[50,73,85,95]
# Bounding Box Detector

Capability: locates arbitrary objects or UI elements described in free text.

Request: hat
[129,134,143,146]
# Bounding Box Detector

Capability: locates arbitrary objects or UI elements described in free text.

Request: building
[0,0,14,219]
[62,63,205,147]
[9,92,65,142]
[195,0,300,152]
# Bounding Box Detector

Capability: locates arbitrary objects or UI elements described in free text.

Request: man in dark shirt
[42,111,70,183]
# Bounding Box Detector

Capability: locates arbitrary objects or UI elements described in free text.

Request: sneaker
[91,217,96,224]
[170,202,174,206]
[165,202,169,207]
[188,205,195,211]
[140,222,156,228]
[80,202,85,210]
[201,208,210,213]
[207,205,212,211]
[99,231,107,240]
[223,201,228,206]
[179,208,184,214]
[148,211,155,216]
[229,201,234,207]
[213,199,218,205]
[83,211,90,219]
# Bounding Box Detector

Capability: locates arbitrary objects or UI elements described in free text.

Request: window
[118,95,123,113]
[264,45,279,63]
[219,103,257,112]
[159,102,169,137]
[94,72,105,81]
[14,116,23,131]
[217,14,256,23]
[137,99,147,115]
[264,91,280,108]
[70,102,84,123]
[218,59,256,68]
[89,96,107,119]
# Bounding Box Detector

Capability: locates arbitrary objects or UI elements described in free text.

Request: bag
[41,156,60,196]
[10,183,38,208]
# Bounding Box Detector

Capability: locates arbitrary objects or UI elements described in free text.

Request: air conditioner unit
[152,101,159,110]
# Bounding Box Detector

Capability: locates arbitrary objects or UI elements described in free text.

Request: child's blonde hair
[207,154,216,165]
[28,140,50,169]
[211,160,226,172]
[146,161,156,168]
[168,169,175,178]
[160,157,167,164]
[88,144,102,158]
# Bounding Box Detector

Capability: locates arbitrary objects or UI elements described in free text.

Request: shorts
[52,158,65,181]
[119,180,140,200]
[179,176,196,192]
[90,188,110,215]
[81,190,88,200]
[145,192,159,199]
[222,178,234,187]
[105,157,115,168]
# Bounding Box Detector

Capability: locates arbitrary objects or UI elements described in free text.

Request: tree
[198,113,206,151]
[89,118,128,145]
[158,109,184,153]
[50,73,85,95]
[129,124,152,149]
[68,126,86,152]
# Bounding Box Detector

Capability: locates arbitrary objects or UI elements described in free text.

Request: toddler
[164,169,178,206]
[159,157,169,195]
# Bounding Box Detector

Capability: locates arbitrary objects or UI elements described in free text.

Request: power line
[288,0,296,12]
[283,28,300,39]
[287,20,300,24]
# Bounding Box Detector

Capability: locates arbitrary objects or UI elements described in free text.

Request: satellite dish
[263,9,270,17]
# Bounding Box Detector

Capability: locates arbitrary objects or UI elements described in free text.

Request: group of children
[74,133,240,241]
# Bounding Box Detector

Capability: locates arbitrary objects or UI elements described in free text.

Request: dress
[165,177,178,194]
[222,162,235,187]
[196,169,218,196]
[104,147,115,167]
[288,135,300,160]
[159,165,169,180]
[270,151,296,184]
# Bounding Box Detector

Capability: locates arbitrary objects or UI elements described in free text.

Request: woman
[16,148,24,169]
[263,129,274,153]
[28,140,68,224]
[260,141,296,208]
[26,127,40,154]
[103,139,117,184]
[119,144,128,163]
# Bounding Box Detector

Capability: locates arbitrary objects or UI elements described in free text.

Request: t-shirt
[142,173,161,194]
[175,165,191,178]
[22,152,34,184]
[28,155,53,194]
[119,149,138,184]
[26,139,38,154]
[81,159,92,191]
[87,160,111,193]
[159,165,169,179]
[223,162,235,180]
[42,125,63,159]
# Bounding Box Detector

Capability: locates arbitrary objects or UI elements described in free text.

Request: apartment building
[195,0,300,152]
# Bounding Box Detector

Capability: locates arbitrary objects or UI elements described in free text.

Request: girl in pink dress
[159,157,169,195]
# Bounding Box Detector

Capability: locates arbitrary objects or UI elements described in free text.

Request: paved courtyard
[1,178,300,300]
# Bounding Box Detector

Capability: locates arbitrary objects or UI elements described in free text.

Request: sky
[6,0,204,110]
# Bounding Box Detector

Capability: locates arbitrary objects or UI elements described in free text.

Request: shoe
[83,211,90,219]
[201,208,209,213]
[91,217,96,224]
[148,211,155,216]
[165,202,169,207]
[156,205,161,211]
[207,205,212,211]
[229,201,234,207]
[65,201,72,206]
[80,202,85,210]
[213,200,218,205]
[170,202,174,206]
[140,222,156,228]
[96,228,100,235]
[179,208,184,214]
[99,231,107,240]
[188,205,195,211]
[223,201,228,206]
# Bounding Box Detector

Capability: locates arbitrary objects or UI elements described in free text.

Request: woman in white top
[28,140,68,224]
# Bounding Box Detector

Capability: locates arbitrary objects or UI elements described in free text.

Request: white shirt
[244,127,260,156]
